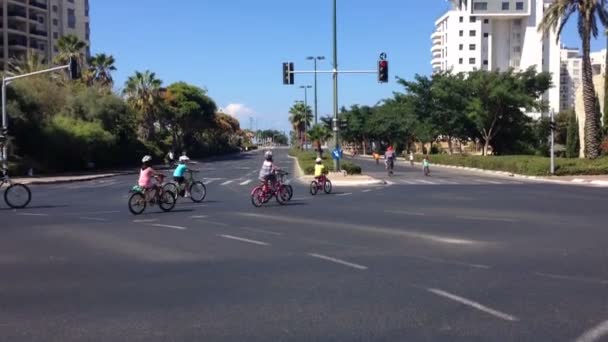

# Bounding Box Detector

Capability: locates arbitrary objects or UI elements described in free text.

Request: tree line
[4,35,247,173]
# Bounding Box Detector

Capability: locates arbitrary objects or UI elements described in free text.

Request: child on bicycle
[173,155,191,197]
[314,157,326,180]
[138,155,160,200]
[259,151,278,190]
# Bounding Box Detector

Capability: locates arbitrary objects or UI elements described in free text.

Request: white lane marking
[384,210,426,216]
[415,255,491,269]
[239,179,252,186]
[455,215,518,223]
[199,220,229,227]
[418,180,437,185]
[78,217,107,222]
[220,180,234,186]
[148,224,187,230]
[239,227,283,236]
[65,210,120,216]
[190,215,208,219]
[534,272,608,285]
[399,180,417,185]
[336,193,353,197]
[427,288,518,322]
[575,320,608,342]
[133,219,158,223]
[218,234,269,246]
[362,189,372,193]
[16,213,49,217]
[308,253,368,270]
[477,179,503,184]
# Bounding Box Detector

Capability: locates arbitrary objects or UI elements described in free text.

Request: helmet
[179,155,190,162]
[264,150,273,161]
[315,157,322,163]
[142,155,152,163]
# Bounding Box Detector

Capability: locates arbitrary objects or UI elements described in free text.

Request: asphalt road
[1,148,607,341]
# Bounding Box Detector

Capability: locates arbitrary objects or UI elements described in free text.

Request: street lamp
[306,56,325,125]
[299,86,312,150]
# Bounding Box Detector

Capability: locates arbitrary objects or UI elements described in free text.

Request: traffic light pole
[550,110,555,175]
[332,0,340,172]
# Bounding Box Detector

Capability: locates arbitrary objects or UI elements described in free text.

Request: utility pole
[332,0,340,172]
[550,110,555,175]
[306,56,325,125]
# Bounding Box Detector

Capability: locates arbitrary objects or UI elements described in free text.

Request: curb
[288,154,385,186]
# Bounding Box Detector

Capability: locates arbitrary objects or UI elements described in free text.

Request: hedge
[289,148,362,175]
[415,154,608,176]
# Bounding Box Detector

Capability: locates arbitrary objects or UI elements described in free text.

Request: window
[68,0,74,2]
[484,32,489,37]
[502,2,509,10]
[469,44,476,51]
[68,8,76,28]
[85,0,89,16]
[469,58,476,64]
[484,19,489,24]
[52,5,58,12]
[483,60,488,65]
[473,2,487,10]
[459,30,463,37]
[516,2,524,10]
[53,19,58,26]
[459,16,463,23]
[469,30,476,37]
[459,44,463,50]
[53,32,58,39]
[54,46,58,53]
[459,58,463,64]
[513,19,522,26]
[513,46,521,53]
[470,16,476,23]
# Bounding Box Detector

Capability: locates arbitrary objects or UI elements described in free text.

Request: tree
[340,105,374,154]
[466,68,551,155]
[539,0,608,159]
[123,70,163,140]
[89,53,116,87]
[307,124,332,157]
[566,111,580,158]
[54,34,87,69]
[288,102,312,149]
[396,75,439,150]
[7,50,47,76]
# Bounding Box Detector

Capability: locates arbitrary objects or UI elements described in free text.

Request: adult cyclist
[385,146,396,176]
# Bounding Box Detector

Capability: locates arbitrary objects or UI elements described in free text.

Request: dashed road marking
[575,320,608,342]
[239,179,252,186]
[220,180,234,186]
[133,219,158,223]
[308,253,368,270]
[336,193,353,197]
[218,234,269,246]
[239,226,283,236]
[427,288,518,322]
[148,223,187,230]
[16,213,49,217]
[78,217,107,222]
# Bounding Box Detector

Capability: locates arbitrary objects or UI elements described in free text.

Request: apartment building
[0,0,90,70]
[590,49,606,76]
[559,46,582,111]
[431,0,561,117]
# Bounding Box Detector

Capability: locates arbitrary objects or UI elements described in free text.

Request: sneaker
[185,192,190,198]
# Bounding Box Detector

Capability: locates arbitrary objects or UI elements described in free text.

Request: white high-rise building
[431,0,561,117]
[559,46,582,111]
[590,49,606,76]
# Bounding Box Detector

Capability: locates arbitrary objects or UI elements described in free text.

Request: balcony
[431,31,442,42]
[29,0,47,10]
[8,37,28,48]
[30,28,47,37]
[7,9,27,19]
[431,44,442,53]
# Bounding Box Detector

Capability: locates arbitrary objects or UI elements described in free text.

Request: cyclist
[385,146,396,174]
[173,155,191,197]
[423,155,431,176]
[258,150,278,191]
[138,155,159,200]
[314,157,326,180]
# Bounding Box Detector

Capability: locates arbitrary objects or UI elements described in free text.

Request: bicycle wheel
[163,182,179,199]
[159,190,176,212]
[276,185,289,205]
[323,179,332,194]
[189,181,207,203]
[4,183,32,209]
[251,187,264,207]
[286,185,293,201]
[310,181,318,196]
[128,192,146,215]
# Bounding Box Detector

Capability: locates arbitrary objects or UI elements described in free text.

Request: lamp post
[300,85,312,150]
[306,56,325,125]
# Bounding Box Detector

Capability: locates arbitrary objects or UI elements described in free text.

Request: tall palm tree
[123,70,163,140]
[54,34,88,65]
[89,53,116,87]
[7,50,47,76]
[539,0,608,159]
[288,102,312,149]
[307,124,332,157]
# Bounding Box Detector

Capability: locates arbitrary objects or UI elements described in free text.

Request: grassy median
[289,148,362,175]
[415,154,608,176]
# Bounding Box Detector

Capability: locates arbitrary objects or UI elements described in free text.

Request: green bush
[414,154,608,176]
[289,148,362,175]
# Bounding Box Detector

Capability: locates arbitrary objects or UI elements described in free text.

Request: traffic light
[339,119,348,130]
[550,121,557,131]
[69,56,81,80]
[378,60,388,83]
[282,62,294,85]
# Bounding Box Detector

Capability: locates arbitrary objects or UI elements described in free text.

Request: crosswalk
[387,178,525,186]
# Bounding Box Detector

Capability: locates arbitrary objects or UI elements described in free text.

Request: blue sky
[91,0,605,133]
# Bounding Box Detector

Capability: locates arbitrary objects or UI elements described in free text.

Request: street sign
[332,148,343,160]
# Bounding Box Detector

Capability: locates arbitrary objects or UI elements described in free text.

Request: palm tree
[539,0,608,159]
[54,34,87,65]
[123,70,163,140]
[89,53,116,87]
[288,102,312,149]
[7,50,47,76]
[307,124,332,158]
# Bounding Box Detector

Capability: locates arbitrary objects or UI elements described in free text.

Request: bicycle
[275,170,293,201]
[1,168,31,209]
[385,158,395,177]
[163,169,207,203]
[250,171,290,207]
[310,174,332,196]
[128,174,176,215]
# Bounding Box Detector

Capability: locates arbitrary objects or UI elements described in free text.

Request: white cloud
[221,103,255,120]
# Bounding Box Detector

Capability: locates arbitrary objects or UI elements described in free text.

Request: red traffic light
[379,60,387,68]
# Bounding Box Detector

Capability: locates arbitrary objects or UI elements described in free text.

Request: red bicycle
[310,174,332,195]
[250,171,290,207]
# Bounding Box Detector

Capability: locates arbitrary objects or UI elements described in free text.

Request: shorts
[173,176,185,184]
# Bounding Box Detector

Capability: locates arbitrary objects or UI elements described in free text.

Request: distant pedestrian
[423,155,430,176]
[409,151,414,167]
